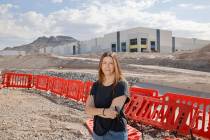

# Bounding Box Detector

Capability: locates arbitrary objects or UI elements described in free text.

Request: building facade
[38,26,210,56]
[80,27,173,54]
[79,27,210,54]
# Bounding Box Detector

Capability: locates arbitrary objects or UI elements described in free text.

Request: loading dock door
[73,45,76,55]
[150,41,156,52]
[111,44,116,52]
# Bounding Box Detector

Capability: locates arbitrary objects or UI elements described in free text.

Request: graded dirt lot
[0,89,92,140]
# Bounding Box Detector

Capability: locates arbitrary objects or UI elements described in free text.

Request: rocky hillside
[3,36,78,53]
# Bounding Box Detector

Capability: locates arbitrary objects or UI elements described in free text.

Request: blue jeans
[93,130,128,140]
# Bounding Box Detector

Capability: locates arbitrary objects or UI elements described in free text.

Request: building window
[130,38,137,45]
[111,44,116,52]
[130,48,137,52]
[141,38,147,45]
[121,42,126,52]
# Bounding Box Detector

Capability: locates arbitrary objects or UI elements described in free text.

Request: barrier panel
[129,86,159,97]
[81,81,93,103]
[50,77,66,96]
[34,75,49,91]
[1,72,33,88]
[161,93,210,139]
[125,93,210,139]
[86,119,142,140]
[65,80,84,101]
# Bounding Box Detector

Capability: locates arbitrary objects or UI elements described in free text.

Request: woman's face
[101,56,115,76]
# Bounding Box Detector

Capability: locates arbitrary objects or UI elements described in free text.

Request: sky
[0,0,210,50]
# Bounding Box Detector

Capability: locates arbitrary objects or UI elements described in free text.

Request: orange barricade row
[1,72,210,139]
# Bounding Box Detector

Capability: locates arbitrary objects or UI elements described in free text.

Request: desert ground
[0,45,210,140]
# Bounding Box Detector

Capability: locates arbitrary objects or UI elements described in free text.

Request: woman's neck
[103,75,115,85]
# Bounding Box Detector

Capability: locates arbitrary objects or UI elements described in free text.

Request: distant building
[0,50,26,56]
[79,27,170,53]
[172,37,210,52]
[39,26,210,56]
[79,26,210,54]
[39,42,80,56]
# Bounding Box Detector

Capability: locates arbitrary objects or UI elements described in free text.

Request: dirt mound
[199,44,210,52]
[175,44,210,60]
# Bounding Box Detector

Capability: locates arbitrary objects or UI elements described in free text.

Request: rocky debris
[0,89,92,140]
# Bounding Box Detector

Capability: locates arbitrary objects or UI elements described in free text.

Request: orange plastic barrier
[64,80,84,101]
[86,119,142,140]
[81,81,93,103]
[129,86,159,97]
[2,72,33,88]
[34,75,49,91]
[125,93,210,139]
[49,77,66,96]
[162,93,210,139]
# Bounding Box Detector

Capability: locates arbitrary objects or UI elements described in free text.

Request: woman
[85,52,130,140]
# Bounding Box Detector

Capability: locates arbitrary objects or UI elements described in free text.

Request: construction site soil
[0,44,210,140]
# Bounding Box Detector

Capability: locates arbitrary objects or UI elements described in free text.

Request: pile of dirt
[175,44,210,60]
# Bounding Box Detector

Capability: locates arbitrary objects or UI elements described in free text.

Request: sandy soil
[0,89,92,140]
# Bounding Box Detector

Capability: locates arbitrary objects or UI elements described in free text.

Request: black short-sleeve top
[90,80,130,135]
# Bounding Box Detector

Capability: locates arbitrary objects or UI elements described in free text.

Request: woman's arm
[85,95,118,119]
[110,95,127,111]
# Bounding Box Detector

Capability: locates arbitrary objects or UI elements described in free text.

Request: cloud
[161,0,172,3]
[1,0,210,49]
[178,3,210,10]
[50,0,63,4]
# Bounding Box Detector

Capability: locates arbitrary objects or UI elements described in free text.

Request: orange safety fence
[1,72,210,139]
[124,92,210,139]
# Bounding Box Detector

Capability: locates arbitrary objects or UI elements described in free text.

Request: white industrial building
[80,27,172,54]
[79,26,210,54]
[172,37,210,52]
[38,26,210,55]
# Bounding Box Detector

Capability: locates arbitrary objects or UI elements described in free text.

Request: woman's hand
[103,108,118,119]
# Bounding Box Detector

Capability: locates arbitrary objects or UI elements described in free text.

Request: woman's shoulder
[93,80,99,86]
[116,79,128,87]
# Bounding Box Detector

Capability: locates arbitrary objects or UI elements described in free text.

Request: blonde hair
[98,52,124,86]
